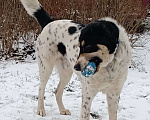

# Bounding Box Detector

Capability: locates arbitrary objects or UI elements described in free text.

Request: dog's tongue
[81,62,96,77]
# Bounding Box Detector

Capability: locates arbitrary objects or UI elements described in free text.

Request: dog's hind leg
[54,57,73,115]
[37,49,57,116]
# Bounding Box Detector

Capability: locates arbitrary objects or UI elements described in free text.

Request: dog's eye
[82,45,99,53]
[83,45,92,53]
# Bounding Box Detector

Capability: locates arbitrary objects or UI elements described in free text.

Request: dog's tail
[20,0,53,29]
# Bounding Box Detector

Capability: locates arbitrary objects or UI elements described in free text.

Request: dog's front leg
[106,91,121,120]
[80,85,98,120]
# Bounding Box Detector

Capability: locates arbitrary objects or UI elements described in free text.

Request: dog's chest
[79,61,128,93]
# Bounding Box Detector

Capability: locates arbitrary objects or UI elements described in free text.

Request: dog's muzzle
[74,63,81,71]
[74,56,102,72]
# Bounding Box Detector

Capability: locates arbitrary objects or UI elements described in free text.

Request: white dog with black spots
[20,0,132,120]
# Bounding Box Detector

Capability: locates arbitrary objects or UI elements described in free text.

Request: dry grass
[0,0,148,58]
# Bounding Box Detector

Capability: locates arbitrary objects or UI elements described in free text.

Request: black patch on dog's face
[80,44,99,54]
[89,56,103,67]
[79,20,119,54]
[57,42,66,56]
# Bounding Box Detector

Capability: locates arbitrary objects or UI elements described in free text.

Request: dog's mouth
[89,56,102,72]
[74,57,102,76]
[79,57,102,77]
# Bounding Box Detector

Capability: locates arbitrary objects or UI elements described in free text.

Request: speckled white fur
[36,18,131,120]
[77,18,131,120]
[36,20,81,116]
[20,0,132,119]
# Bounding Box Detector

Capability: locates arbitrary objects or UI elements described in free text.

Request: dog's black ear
[107,22,119,45]
[105,21,119,54]
[96,20,119,54]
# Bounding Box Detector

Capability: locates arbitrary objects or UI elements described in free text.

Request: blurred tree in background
[0,0,148,60]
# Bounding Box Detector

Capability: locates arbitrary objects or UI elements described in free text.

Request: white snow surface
[0,32,150,120]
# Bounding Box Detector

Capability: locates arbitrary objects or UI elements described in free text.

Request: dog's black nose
[74,63,81,71]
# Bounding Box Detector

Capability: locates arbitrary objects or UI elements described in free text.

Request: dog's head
[74,20,119,75]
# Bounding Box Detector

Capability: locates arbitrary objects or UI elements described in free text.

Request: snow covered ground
[0,32,150,120]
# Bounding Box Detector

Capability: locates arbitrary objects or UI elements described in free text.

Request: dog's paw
[60,109,71,115]
[37,108,46,117]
